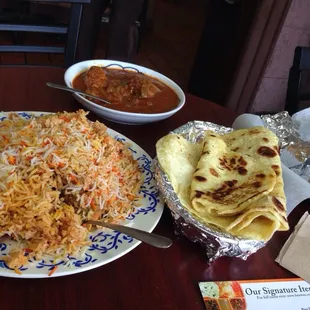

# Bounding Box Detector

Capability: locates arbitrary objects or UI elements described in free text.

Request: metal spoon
[85,220,172,249]
[46,82,112,105]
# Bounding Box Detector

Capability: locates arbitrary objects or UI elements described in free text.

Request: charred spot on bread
[272,197,285,211]
[195,190,205,198]
[209,168,219,177]
[257,146,277,157]
[225,180,236,187]
[194,175,207,182]
[230,158,236,165]
[256,173,265,178]
[237,167,247,175]
[271,165,280,176]
[252,181,262,188]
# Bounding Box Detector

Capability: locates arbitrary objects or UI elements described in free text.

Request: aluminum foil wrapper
[261,111,310,182]
[154,121,265,262]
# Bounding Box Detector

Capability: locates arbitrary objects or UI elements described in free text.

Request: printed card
[199,278,310,310]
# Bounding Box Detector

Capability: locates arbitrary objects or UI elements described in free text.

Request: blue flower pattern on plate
[0,112,162,275]
[0,243,28,271]
[88,231,134,253]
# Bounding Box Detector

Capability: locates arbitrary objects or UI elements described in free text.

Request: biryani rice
[0,110,143,271]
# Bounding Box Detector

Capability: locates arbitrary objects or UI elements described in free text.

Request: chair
[100,0,150,59]
[0,0,93,67]
[285,46,310,115]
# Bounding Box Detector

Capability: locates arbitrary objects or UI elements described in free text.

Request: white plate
[0,112,164,278]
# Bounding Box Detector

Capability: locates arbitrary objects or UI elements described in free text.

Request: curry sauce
[72,66,180,114]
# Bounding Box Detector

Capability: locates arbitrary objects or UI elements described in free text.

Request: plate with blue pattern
[0,111,164,278]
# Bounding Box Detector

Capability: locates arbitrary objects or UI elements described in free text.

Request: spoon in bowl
[46,82,112,105]
[84,220,172,249]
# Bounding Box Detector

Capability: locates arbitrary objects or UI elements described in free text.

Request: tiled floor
[0,0,206,91]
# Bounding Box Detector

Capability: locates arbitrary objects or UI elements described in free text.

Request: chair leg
[137,0,149,52]
[285,68,300,115]
[285,47,303,115]
[106,0,143,62]
[76,0,109,62]
[64,3,83,68]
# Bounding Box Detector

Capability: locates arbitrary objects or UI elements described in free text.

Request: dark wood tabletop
[0,67,309,310]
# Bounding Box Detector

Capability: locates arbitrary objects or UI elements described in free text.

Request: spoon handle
[86,220,172,249]
[46,82,111,105]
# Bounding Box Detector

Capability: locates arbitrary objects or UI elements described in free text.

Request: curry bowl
[64,59,185,125]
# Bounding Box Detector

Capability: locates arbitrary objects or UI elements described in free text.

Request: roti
[155,127,288,241]
[156,134,202,208]
[222,127,288,232]
[191,131,277,216]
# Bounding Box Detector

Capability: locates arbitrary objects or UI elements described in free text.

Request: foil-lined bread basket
[154,111,310,262]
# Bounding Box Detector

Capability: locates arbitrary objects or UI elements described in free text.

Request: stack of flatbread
[156,126,289,241]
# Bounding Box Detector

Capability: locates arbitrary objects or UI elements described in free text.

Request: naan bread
[191,131,277,216]
[156,134,238,230]
[156,127,288,241]
[222,127,289,232]
[156,134,203,208]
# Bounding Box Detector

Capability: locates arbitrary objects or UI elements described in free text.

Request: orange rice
[0,110,143,270]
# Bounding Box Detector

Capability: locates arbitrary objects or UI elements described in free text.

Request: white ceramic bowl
[64,59,185,125]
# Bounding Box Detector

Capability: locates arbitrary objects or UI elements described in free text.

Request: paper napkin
[276,212,310,283]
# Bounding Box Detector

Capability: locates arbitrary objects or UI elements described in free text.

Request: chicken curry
[72,66,180,114]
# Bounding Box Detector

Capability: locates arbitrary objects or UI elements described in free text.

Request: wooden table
[0,67,309,310]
